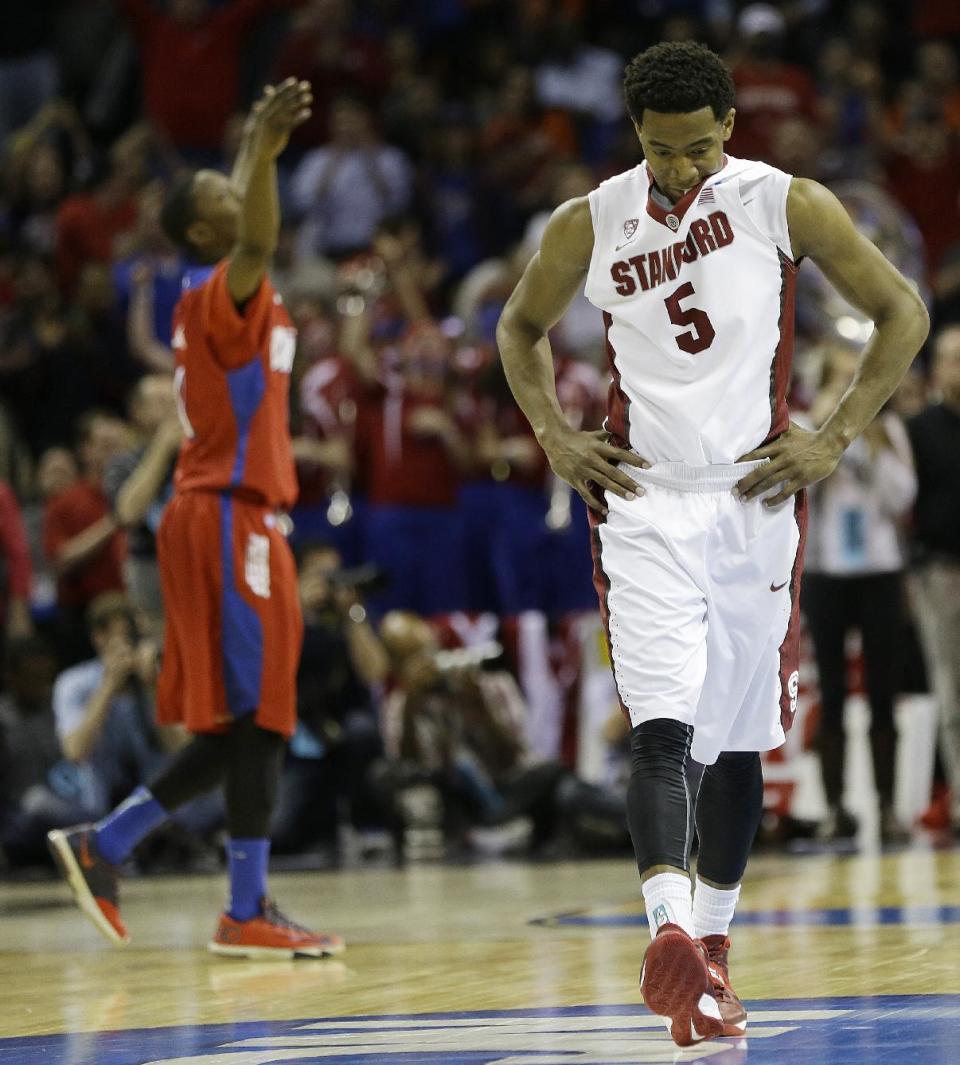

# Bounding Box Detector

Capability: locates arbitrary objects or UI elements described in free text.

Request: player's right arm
[496,197,648,516]
[226,78,312,306]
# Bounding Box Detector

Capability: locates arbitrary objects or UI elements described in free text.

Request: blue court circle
[2,996,959,1064]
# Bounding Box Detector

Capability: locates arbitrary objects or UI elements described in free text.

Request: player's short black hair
[160,171,199,254]
[623,41,735,125]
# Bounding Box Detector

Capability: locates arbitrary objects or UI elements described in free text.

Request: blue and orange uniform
[157,261,303,739]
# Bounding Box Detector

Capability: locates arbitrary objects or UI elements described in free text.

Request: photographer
[271,542,388,854]
[52,592,219,846]
[375,611,628,858]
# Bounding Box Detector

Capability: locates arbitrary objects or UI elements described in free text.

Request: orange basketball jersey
[171,261,298,509]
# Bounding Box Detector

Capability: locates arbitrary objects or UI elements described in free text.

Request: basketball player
[497,42,927,1047]
[48,79,345,959]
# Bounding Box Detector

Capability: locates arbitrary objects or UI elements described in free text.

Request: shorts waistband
[620,460,768,493]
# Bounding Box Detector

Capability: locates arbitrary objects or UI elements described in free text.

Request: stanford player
[49,80,345,959]
[497,43,927,1046]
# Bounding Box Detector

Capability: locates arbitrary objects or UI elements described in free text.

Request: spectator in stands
[533,14,624,164]
[728,3,820,163]
[890,40,960,136]
[354,320,473,616]
[105,374,179,633]
[908,325,960,834]
[21,447,78,627]
[479,65,577,248]
[116,0,291,156]
[0,635,88,867]
[803,345,917,844]
[2,100,93,258]
[885,109,960,281]
[290,294,363,562]
[290,96,413,260]
[55,123,148,295]
[271,0,389,150]
[43,411,129,663]
[419,111,486,288]
[62,261,143,414]
[272,541,387,854]
[53,593,163,811]
[0,479,33,642]
[814,39,884,178]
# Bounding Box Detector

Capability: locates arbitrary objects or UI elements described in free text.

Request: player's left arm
[226,79,312,306]
[736,178,929,505]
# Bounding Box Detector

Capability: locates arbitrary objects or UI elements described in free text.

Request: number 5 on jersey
[664,282,715,355]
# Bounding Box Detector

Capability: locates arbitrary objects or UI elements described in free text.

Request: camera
[432,640,503,674]
[327,564,392,597]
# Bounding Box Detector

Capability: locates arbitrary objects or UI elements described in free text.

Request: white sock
[693,878,741,939]
[642,872,694,940]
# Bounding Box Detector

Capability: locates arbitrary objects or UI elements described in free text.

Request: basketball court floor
[2,845,959,1063]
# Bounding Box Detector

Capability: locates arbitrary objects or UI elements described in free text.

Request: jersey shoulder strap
[719,156,795,260]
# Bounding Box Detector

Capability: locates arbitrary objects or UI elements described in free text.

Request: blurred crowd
[1,0,959,871]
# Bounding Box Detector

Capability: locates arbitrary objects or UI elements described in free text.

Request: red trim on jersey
[602,311,630,446]
[765,249,799,444]
[644,156,729,229]
[778,490,808,733]
[588,508,631,724]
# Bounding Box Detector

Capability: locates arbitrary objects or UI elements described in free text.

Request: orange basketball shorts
[157,490,303,738]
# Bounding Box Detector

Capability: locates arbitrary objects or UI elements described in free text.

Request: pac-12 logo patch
[623,218,639,240]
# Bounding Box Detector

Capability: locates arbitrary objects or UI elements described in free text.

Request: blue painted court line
[2,996,960,1064]
[531,904,960,928]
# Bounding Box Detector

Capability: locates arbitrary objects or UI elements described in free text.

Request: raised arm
[736,178,929,505]
[496,196,646,516]
[127,264,174,372]
[226,79,312,306]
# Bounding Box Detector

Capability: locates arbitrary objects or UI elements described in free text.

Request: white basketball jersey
[584,155,797,464]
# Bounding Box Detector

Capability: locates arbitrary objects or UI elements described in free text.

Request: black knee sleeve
[694,751,763,885]
[225,715,287,838]
[626,719,694,876]
[150,732,229,811]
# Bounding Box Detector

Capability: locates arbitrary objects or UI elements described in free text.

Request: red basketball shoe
[209,898,346,959]
[640,923,723,1046]
[47,826,129,946]
[700,934,748,1036]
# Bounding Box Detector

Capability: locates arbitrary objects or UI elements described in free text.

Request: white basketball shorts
[589,461,807,766]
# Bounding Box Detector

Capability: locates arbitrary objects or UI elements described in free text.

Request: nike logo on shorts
[770,580,788,592]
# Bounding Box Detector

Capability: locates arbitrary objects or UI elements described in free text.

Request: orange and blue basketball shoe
[701,934,748,1036]
[640,923,724,1047]
[209,898,345,959]
[47,826,129,946]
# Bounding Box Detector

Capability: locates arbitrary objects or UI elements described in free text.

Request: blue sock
[95,786,168,865]
[227,838,270,921]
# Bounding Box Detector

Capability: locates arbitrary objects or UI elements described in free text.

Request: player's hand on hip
[541,427,649,517]
[735,422,843,506]
[250,78,313,158]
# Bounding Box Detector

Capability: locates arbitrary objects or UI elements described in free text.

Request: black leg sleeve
[149,732,230,811]
[695,751,764,886]
[225,716,287,838]
[626,718,694,877]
